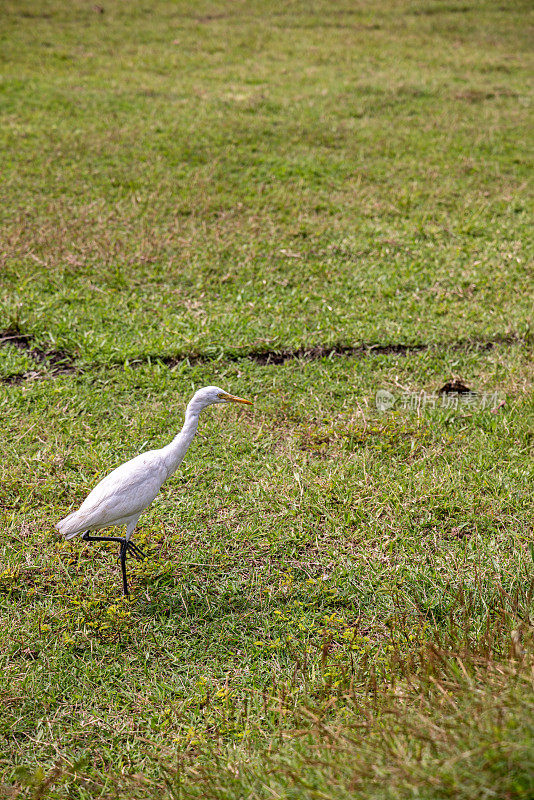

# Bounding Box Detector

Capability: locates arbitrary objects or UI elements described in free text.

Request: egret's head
[191,386,253,411]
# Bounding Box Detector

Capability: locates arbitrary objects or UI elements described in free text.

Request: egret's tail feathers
[55,511,86,540]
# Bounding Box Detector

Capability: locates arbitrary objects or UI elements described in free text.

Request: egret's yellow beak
[220,393,253,405]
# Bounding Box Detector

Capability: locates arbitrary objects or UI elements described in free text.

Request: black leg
[120,541,129,596]
[81,531,147,595]
[82,532,147,560]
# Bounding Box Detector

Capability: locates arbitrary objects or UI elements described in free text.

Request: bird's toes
[126,542,146,561]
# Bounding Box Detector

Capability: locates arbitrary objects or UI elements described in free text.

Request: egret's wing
[56,450,167,536]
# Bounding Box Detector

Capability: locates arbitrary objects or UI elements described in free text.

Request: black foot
[126,541,147,561]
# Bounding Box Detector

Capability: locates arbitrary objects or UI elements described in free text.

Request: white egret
[56,386,253,595]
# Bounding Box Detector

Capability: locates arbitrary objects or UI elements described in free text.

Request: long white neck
[160,398,202,476]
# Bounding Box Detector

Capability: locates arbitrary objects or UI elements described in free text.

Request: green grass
[0,0,533,797]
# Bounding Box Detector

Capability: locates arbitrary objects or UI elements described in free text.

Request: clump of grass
[165,589,534,800]
[187,655,532,800]
[9,579,533,799]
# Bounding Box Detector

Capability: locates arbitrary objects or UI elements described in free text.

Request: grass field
[1,0,533,797]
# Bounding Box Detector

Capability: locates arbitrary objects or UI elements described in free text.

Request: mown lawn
[0,1,532,798]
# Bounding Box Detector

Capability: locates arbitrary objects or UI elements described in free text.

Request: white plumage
[56,386,252,594]
[56,452,167,540]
